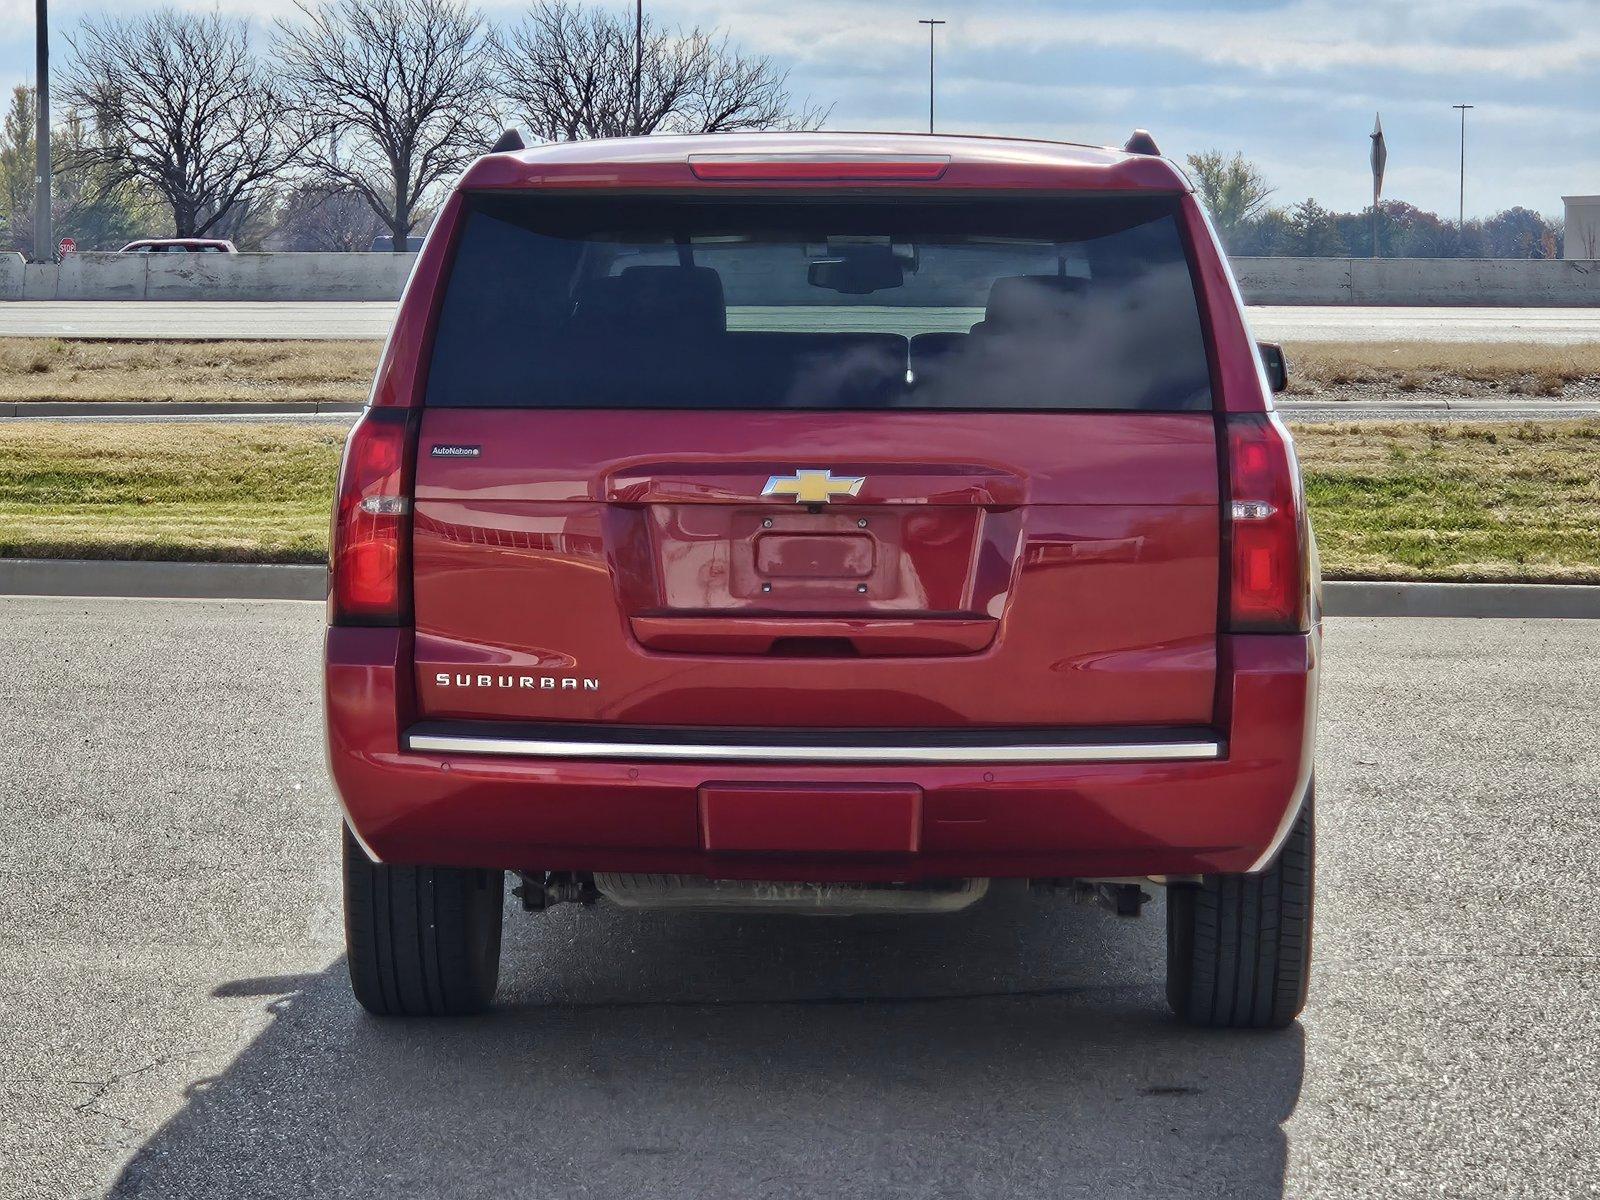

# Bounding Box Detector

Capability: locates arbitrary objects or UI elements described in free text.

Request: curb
[1321,581,1600,619]
[0,558,325,601]
[2,558,1598,617]
[0,401,364,418]
[1281,398,1600,417]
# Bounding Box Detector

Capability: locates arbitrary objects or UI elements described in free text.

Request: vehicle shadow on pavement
[109,887,1304,1199]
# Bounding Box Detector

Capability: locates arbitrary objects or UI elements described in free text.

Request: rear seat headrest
[570,264,727,336]
[982,274,1087,329]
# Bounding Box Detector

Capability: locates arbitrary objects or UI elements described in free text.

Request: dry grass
[0,339,379,405]
[1285,341,1600,398]
[3,418,1598,581]
[1,337,1598,407]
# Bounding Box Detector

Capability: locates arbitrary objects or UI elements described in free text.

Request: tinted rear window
[425,194,1211,411]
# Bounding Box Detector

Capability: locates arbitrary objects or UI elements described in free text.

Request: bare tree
[277,0,498,253]
[61,10,301,238]
[494,0,828,142]
[269,184,389,252]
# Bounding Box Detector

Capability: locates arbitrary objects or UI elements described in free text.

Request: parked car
[369,234,427,252]
[119,238,237,253]
[325,130,1321,1027]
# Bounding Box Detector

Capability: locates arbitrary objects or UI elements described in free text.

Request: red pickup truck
[325,130,1320,1028]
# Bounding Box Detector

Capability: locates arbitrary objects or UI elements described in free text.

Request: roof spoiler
[1123,129,1162,156]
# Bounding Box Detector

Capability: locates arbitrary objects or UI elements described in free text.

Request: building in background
[1563,196,1600,259]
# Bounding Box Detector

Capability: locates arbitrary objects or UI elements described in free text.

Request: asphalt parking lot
[2,597,1597,1198]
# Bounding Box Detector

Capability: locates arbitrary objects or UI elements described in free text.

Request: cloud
[655,0,1600,82]
[986,1,1600,80]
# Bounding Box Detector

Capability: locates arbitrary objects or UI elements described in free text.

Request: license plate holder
[754,533,875,579]
[699,783,922,853]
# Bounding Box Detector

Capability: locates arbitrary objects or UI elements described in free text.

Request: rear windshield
[424,194,1212,411]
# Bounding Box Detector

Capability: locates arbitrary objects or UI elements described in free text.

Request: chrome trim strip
[405,733,1222,765]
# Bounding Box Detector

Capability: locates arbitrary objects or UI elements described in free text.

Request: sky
[0,0,1594,219]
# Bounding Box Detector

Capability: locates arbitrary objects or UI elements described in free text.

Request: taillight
[330,408,415,625]
[1226,412,1310,633]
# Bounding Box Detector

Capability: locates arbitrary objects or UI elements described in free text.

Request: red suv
[326,131,1319,1028]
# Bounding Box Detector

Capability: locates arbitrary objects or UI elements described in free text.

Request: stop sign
[58,237,77,256]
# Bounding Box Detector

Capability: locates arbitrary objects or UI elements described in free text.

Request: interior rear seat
[568,265,728,338]
[909,275,1090,390]
[971,274,1088,337]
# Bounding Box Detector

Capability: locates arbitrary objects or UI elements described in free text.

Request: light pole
[630,0,642,136]
[918,19,945,134]
[34,0,51,263]
[1452,103,1473,227]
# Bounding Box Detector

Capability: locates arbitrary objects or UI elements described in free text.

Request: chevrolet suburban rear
[325,130,1320,1028]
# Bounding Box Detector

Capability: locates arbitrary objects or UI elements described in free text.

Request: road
[1251,304,1600,344]
[2,597,1596,1198]
[1,300,1598,343]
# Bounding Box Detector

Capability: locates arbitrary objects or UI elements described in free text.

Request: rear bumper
[326,629,1317,880]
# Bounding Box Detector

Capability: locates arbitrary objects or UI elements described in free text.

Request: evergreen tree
[1287,199,1347,257]
[0,86,161,252]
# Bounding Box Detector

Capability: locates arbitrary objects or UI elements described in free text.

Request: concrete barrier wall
[0,252,23,300]
[141,253,419,301]
[1234,258,1353,305]
[8,252,419,302]
[1233,257,1600,306]
[56,253,148,301]
[1,250,1596,305]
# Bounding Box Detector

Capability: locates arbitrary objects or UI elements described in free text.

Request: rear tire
[342,824,504,1017]
[1165,784,1314,1029]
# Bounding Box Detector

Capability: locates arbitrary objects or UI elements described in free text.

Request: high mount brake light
[687,155,950,182]
[330,407,416,625]
[1226,412,1310,633]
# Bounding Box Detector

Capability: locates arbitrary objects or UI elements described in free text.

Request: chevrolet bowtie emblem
[761,469,866,504]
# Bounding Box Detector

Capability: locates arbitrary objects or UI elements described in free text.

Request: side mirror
[1258,341,1288,394]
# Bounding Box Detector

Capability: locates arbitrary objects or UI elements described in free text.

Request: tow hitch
[1087,882,1150,917]
[514,871,599,911]
[1032,878,1154,917]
